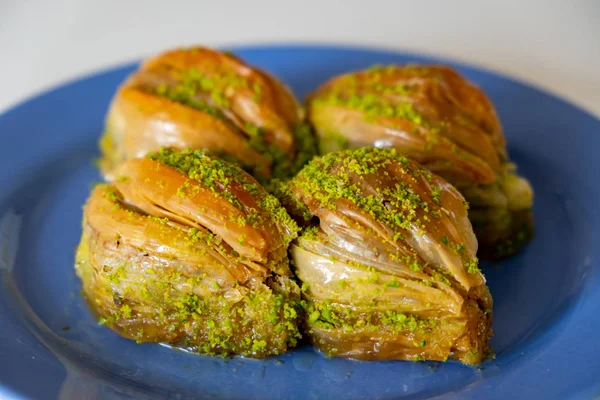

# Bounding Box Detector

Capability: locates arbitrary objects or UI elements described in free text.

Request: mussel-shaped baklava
[100,47,315,181]
[286,148,493,365]
[307,65,533,258]
[76,148,302,357]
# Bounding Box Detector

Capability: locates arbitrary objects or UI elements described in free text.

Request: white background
[0,0,599,116]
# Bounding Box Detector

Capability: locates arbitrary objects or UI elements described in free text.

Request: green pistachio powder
[291,147,479,272]
[89,60,488,358]
[311,65,425,148]
[151,64,316,181]
[311,65,475,161]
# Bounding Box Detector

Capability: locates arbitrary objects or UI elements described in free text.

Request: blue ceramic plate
[0,45,599,400]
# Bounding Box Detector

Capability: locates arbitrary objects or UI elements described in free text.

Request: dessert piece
[100,47,315,181]
[76,148,302,357]
[307,65,533,258]
[286,148,493,364]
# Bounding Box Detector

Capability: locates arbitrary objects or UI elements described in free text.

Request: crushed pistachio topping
[441,234,480,274]
[291,147,443,232]
[149,64,316,180]
[316,91,424,125]
[78,218,304,356]
[153,81,224,119]
[313,65,431,126]
[304,300,436,335]
[148,148,299,237]
[289,147,481,282]
[152,65,252,111]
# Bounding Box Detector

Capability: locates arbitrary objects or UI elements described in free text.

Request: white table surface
[1,0,599,117]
